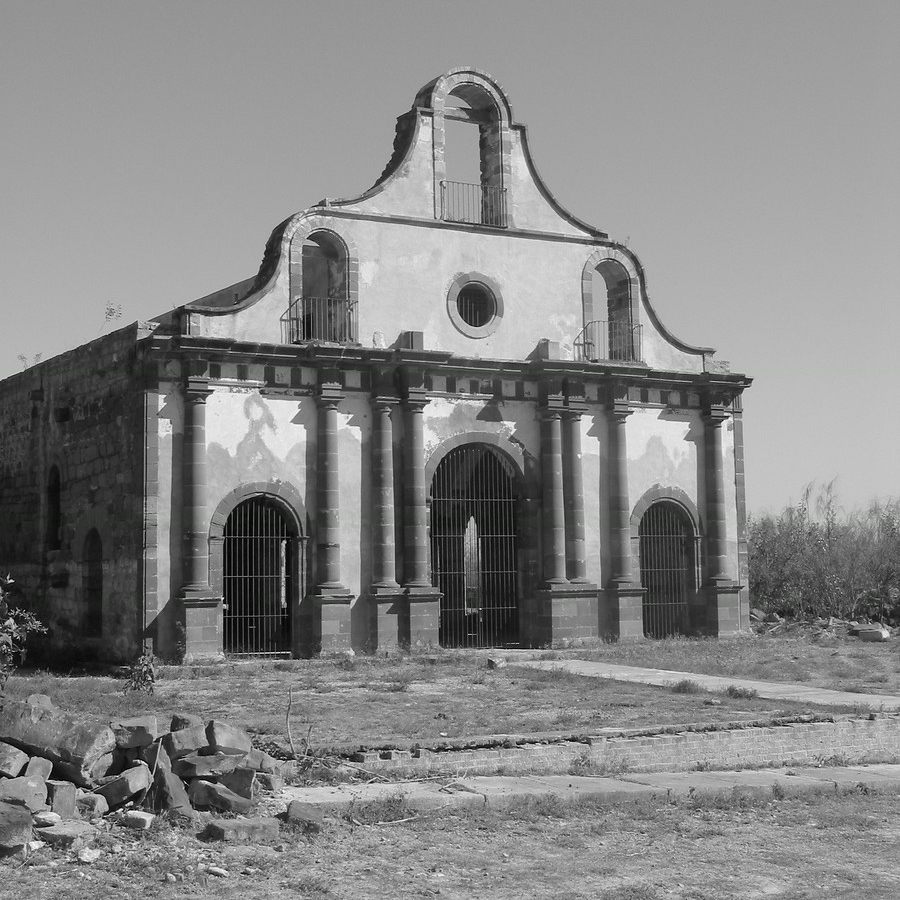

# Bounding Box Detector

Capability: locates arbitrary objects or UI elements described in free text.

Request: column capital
[609,399,633,422]
[183,376,213,402]
[317,383,345,407]
[703,406,730,427]
[403,388,430,411]
[372,395,400,411]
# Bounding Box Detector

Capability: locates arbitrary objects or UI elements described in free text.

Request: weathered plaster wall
[581,406,609,588]
[0,326,148,661]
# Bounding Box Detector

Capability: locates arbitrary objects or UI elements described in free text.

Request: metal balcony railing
[441,181,507,227]
[574,320,642,363]
[281,296,357,344]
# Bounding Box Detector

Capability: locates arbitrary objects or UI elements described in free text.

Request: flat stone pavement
[283,764,900,815]
[509,659,900,711]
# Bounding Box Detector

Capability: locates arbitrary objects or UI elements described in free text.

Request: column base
[311,590,354,654]
[600,583,647,642]
[179,592,224,663]
[369,587,405,653]
[704,581,743,637]
[528,584,599,647]
[405,586,441,649]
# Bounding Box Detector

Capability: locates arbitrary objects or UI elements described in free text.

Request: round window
[447,274,504,339]
[456,283,496,328]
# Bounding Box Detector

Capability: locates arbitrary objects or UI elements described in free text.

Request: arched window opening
[82,529,103,637]
[430,444,520,648]
[441,86,506,227]
[286,231,356,344]
[638,502,695,638]
[576,258,642,363]
[46,466,61,551]
[223,496,299,656]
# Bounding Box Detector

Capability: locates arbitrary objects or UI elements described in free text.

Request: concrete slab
[620,769,831,800]
[511,659,900,711]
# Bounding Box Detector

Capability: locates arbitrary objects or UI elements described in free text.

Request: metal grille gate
[223,497,296,655]
[430,445,519,648]
[638,501,694,638]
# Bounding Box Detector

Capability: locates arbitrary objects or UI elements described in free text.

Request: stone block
[142,740,172,773]
[284,800,325,833]
[0,775,48,812]
[0,743,28,778]
[219,767,258,800]
[121,810,155,830]
[244,748,282,774]
[187,779,254,814]
[88,751,116,782]
[94,763,151,809]
[35,820,97,850]
[0,801,32,854]
[206,720,252,756]
[150,767,191,815]
[111,716,157,749]
[25,757,53,780]
[32,811,61,828]
[46,780,77,819]
[162,723,209,760]
[170,713,204,732]
[0,697,116,786]
[204,816,280,843]
[254,772,284,793]
[173,751,242,780]
[75,792,109,820]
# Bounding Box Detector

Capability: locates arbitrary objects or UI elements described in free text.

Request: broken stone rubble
[0,694,294,854]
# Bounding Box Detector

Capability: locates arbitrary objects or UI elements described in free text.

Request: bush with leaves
[748,483,900,622]
[0,573,47,695]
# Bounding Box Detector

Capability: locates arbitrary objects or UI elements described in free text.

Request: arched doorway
[82,529,103,637]
[638,501,695,638]
[430,444,520,647]
[223,496,299,655]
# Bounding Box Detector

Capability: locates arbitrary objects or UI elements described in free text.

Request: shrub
[724,685,758,700]
[0,573,47,694]
[671,679,702,694]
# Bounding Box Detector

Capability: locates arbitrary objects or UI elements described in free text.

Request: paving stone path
[508,659,900,711]
[283,764,900,815]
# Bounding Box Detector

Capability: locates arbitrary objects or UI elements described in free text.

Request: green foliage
[123,651,156,695]
[748,483,900,621]
[670,678,702,694]
[723,685,758,699]
[0,573,47,693]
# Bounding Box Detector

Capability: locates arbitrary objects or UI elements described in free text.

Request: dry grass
[5,789,900,899]
[5,651,839,751]
[574,632,900,694]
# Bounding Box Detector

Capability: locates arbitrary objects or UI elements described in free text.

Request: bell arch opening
[429,443,520,648]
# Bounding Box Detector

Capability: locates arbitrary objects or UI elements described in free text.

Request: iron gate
[223,496,298,655]
[638,501,695,638]
[430,444,520,647]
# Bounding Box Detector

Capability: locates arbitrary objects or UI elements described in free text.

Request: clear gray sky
[1,0,897,514]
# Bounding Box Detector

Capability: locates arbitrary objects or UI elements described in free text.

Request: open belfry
[0,68,751,662]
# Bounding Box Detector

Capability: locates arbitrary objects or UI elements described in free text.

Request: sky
[1,0,897,515]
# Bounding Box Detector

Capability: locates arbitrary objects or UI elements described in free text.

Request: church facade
[0,69,751,662]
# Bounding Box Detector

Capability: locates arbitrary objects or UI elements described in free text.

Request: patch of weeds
[599,885,663,900]
[505,792,571,820]
[282,874,332,894]
[724,684,758,699]
[569,751,630,777]
[380,668,417,692]
[671,679,702,694]
[333,656,357,672]
[348,793,412,825]
[122,652,156,696]
[694,760,713,771]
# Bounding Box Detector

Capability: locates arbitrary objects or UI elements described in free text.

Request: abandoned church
[0,68,751,663]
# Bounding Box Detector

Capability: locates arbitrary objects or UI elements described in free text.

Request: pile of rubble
[0,693,316,857]
[750,610,893,641]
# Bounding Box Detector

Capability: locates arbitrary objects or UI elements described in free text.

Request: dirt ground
[5,652,847,752]
[5,790,900,899]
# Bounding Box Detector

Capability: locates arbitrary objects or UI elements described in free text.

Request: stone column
[370,396,403,650]
[604,394,645,641]
[313,380,352,653]
[541,409,568,588]
[704,403,741,635]
[402,393,440,647]
[179,376,222,662]
[563,410,588,583]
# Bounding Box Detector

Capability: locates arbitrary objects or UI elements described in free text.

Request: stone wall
[0,324,151,661]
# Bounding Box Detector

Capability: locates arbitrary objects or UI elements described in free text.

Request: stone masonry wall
[0,324,151,661]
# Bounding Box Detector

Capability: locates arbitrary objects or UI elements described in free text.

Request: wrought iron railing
[441,180,507,227]
[573,320,642,363]
[281,296,357,344]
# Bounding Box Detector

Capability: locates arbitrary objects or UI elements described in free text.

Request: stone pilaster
[401,386,440,647]
[312,378,352,653]
[370,395,404,651]
[703,401,741,636]
[603,389,644,642]
[178,376,222,662]
[541,407,568,589]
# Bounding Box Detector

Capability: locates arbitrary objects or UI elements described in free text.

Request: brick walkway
[509,659,900,711]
